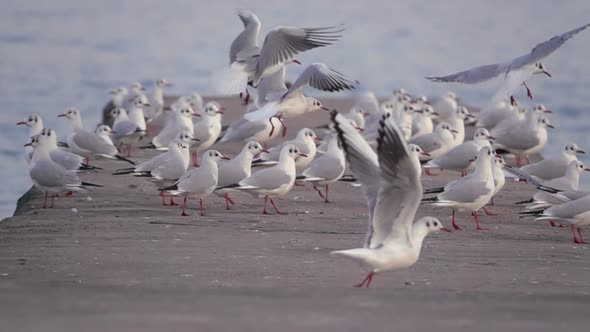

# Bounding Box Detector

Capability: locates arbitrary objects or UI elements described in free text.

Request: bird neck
[410,225,429,252]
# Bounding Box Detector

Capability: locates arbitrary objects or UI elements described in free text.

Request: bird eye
[426,222,430,227]
[433,221,438,226]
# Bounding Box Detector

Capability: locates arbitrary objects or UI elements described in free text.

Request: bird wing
[229,10,261,64]
[439,179,492,203]
[113,120,142,138]
[257,25,343,76]
[30,160,80,188]
[240,166,291,189]
[257,65,288,105]
[426,63,509,84]
[510,23,590,71]
[410,134,442,153]
[50,149,83,170]
[72,130,117,156]
[283,63,357,99]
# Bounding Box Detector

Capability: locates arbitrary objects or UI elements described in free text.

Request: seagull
[492,114,554,166]
[102,86,128,127]
[252,128,320,174]
[476,99,519,130]
[58,108,135,165]
[427,23,590,103]
[95,125,115,145]
[127,95,150,132]
[215,141,267,209]
[16,113,44,163]
[217,144,306,215]
[445,106,474,145]
[409,122,458,162]
[295,134,345,203]
[144,105,199,150]
[423,128,494,176]
[226,9,344,94]
[160,150,229,216]
[518,160,588,210]
[329,111,450,288]
[431,92,458,123]
[191,101,224,167]
[490,155,509,206]
[524,194,590,244]
[32,128,101,171]
[218,116,284,147]
[243,63,357,136]
[520,143,585,180]
[25,134,102,209]
[146,79,173,134]
[411,104,438,139]
[423,147,496,231]
[122,82,147,111]
[110,108,146,156]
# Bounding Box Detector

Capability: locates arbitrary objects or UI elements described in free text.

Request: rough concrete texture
[1,97,589,332]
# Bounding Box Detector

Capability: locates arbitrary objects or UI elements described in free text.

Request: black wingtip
[115,155,136,165]
[515,198,534,205]
[160,184,178,192]
[81,181,103,188]
[423,187,444,195]
[421,196,438,203]
[140,143,157,149]
[216,183,241,191]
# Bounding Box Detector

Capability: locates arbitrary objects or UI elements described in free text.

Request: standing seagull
[520,143,585,180]
[427,23,590,103]
[16,113,44,163]
[330,111,450,288]
[160,150,229,217]
[225,9,344,96]
[244,63,357,136]
[423,147,497,231]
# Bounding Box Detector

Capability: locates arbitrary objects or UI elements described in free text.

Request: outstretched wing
[372,114,423,247]
[257,25,343,76]
[510,23,590,71]
[229,9,261,64]
[332,111,379,247]
[284,63,358,99]
[426,63,508,84]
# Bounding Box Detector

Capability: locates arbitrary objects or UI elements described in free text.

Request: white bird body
[31,128,87,171]
[192,102,223,155]
[254,128,319,173]
[492,114,553,158]
[424,128,493,173]
[410,122,457,161]
[151,106,196,149]
[432,92,458,123]
[16,113,44,163]
[411,104,437,139]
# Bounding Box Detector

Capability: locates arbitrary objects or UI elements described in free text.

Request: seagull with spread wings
[427,23,590,104]
[330,111,450,288]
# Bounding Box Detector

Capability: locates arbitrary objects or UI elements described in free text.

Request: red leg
[472,211,488,231]
[199,198,205,216]
[181,197,190,216]
[270,198,286,215]
[294,181,305,187]
[50,194,56,209]
[160,191,170,206]
[268,117,276,137]
[482,207,498,216]
[490,196,495,206]
[84,157,89,164]
[314,185,326,200]
[515,155,522,167]
[224,193,232,210]
[525,155,530,165]
[262,195,271,215]
[572,225,581,244]
[43,192,48,209]
[354,271,375,288]
[241,89,250,105]
[452,210,461,230]
[277,115,287,138]
[325,184,331,203]
[169,196,178,206]
[425,168,436,176]
[577,228,587,244]
[66,191,73,197]
[549,220,557,227]
[522,81,533,99]
[461,171,467,177]
[510,95,516,106]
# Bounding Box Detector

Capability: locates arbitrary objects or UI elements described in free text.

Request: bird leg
[160,191,170,206]
[324,184,331,203]
[524,155,530,165]
[224,193,235,210]
[50,194,57,209]
[263,195,272,215]
[425,168,436,176]
[452,210,461,230]
[571,225,581,244]
[268,113,287,138]
[169,196,178,206]
[472,211,488,231]
[482,207,498,216]
[270,198,286,215]
[65,191,73,197]
[515,154,522,167]
[510,95,517,106]
[181,197,190,216]
[577,227,587,244]
[490,196,495,206]
[353,271,375,288]
[549,220,558,227]
[522,81,533,99]
[199,198,205,216]
[461,171,467,177]
[314,185,326,199]
[240,88,251,105]
[43,192,48,209]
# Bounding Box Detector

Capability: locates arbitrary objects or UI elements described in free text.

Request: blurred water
[1,0,590,218]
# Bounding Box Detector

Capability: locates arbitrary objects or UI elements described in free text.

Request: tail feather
[140,142,157,149]
[423,187,444,195]
[81,181,103,188]
[252,159,278,167]
[243,101,280,123]
[112,167,136,175]
[421,196,439,203]
[515,198,534,205]
[160,183,178,192]
[78,163,103,171]
[114,154,136,165]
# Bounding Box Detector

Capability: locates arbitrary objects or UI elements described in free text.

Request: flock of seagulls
[16,11,590,287]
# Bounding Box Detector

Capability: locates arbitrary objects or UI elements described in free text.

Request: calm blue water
[1,0,590,218]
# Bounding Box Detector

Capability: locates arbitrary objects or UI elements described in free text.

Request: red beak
[547,124,555,129]
[420,152,431,156]
[16,121,26,125]
[57,114,67,118]
[292,59,302,65]
[576,150,585,154]
[321,106,330,111]
[261,149,270,154]
[192,113,201,117]
[440,227,452,233]
[299,153,308,157]
[488,135,496,140]
[544,109,553,113]
[543,70,552,78]
[503,164,512,169]
[221,156,231,160]
[313,137,322,142]
[24,142,32,147]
